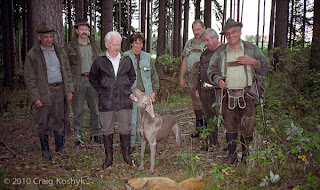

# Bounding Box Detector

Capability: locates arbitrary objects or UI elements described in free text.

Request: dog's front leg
[139,139,147,170]
[149,141,157,173]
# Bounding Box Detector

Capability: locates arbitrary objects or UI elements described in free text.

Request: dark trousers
[34,85,65,135]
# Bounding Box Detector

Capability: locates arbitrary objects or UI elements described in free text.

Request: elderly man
[180,19,206,138]
[24,22,74,160]
[208,18,269,164]
[195,28,222,150]
[65,19,102,146]
[89,31,136,168]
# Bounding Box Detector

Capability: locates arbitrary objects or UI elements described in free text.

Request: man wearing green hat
[207,18,269,164]
[24,22,74,160]
[65,18,102,146]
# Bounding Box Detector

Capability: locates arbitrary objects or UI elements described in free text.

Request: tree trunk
[237,0,240,21]
[156,0,166,57]
[310,0,320,71]
[230,0,233,18]
[268,0,275,52]
[27,0,34,50]
[183,0,189,47]
[68,0,72,42]
[75,0,85,20]
[101,0,113,51]
[302,0,306,48]
[195,0,200,19]
[288,0,294,48]
[141,0,146,33]
[178,0,182,57]
[22,0,27,63]
[221,0,227,42]
[146,0,152,53]
[2,0,15,86]
[173,0,179,57]
[84,0,88,19]
[204,0,211,28]
[274,0,289,71]
[261,0,266,50]
[256,0,260,46]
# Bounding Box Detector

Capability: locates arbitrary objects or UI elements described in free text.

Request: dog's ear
[145,101,155,117]
[130,94,138,103]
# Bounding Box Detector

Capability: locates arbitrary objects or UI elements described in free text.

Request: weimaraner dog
[130,88,181,173]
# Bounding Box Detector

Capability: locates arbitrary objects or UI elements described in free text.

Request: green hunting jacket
[207,40,270,86]
[24,41,74,105]
[65,36,101,94]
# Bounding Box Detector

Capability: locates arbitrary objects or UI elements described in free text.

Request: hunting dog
[125,176,204,190]
[130,88,181,172]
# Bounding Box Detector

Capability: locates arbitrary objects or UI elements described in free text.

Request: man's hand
[33,100,43,108]
[237,56,259,67]
[68,93,73,102]
[195,90,200,98]
[150,92,157,102]
[179,77,187,88]
[218,78,228,89]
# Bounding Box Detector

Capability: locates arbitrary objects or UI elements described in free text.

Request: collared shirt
[225,41,253,88]
[182,38,206,71]
[40,45,62,84]
[106,51,121,77]
[78,38,93,74]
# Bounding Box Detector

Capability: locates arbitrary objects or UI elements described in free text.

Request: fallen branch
[0,140,24,161]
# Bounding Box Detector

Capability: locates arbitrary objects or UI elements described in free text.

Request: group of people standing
[24,17,269,169]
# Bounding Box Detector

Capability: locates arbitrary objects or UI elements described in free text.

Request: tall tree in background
[183,0,189,47]
[268,0,276,52]
[75,0,86,20]
[22,0,27,63]
[27,0,33,50]
[204,0,212,28]
[141,0,146,51]
[302,0,306,48]
[156,0,166,57]
[310,0,320,71]
[256,0,261,46]
[2,0,15,86]
[195,0,200,19]
[29,0,64,46]
[68,0,72,41]
[146,0,152,53]
[141,0,146,34]
[173,0,180,57]
[178,0,182,56]
[288,0,295,48]
[100,0,113,51]
[274,0,289,70]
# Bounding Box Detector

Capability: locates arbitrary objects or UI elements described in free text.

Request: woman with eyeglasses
[124,32,159,154]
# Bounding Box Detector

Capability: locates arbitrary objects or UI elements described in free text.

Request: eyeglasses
[132,32,144,38]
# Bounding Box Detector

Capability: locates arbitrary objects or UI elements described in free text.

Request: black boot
[39,134,52,161]
[103,134,113,168]
[54,131,69,159]
[120,134,133,166]
[191,119,203,138]
[209,124,219,146]
[241,135,253,163]
[90,135,103,144]
[223,132,238,165]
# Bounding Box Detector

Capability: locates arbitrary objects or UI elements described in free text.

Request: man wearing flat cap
[207,18,269,164]
[24,22,74,161]
[65,19,102,146]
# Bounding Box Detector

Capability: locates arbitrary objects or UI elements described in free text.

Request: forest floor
[0,97,317,189]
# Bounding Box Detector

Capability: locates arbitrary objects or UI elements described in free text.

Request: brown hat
[75,18,89,28]
[37,22,55,34]
[220,18,243,35]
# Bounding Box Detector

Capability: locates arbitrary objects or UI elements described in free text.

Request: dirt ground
[0,102,233,190]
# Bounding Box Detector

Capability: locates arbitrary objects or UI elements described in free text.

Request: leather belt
[48,81,63,87]
[81,73,89,77]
